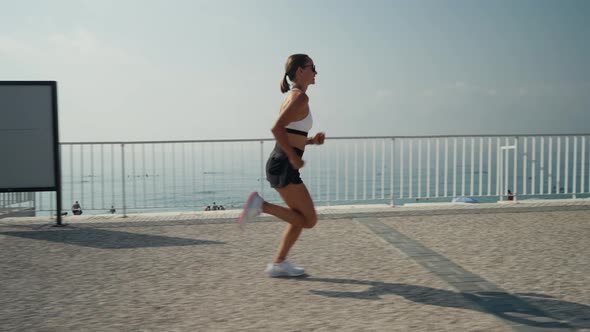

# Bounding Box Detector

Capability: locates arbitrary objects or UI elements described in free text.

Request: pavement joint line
[354,216,576,332]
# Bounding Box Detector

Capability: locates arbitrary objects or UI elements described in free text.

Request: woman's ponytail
[280,73,290,93]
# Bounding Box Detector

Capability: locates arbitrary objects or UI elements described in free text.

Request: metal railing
[0,192,35,209]
[25,134,590,215]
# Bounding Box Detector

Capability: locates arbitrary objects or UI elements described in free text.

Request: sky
[1,0,589,142]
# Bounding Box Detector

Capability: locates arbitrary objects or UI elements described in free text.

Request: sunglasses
[302,64,317,73]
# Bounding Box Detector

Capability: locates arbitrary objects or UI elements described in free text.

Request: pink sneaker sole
[237,192,257,226]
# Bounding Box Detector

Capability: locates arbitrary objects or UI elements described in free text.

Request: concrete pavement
[1,202,589,331]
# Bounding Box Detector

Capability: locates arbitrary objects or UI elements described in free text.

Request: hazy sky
[2,0,589,141]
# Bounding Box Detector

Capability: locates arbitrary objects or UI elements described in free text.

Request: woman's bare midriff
[286,133,307,152]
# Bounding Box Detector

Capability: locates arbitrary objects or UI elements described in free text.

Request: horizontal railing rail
[15,134,590,216]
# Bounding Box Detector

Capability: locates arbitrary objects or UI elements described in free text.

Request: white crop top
[285,88,313,133]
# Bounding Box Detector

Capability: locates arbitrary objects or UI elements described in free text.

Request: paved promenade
[1,201,589,331]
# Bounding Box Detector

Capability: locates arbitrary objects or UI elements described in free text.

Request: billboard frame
[0,81,63,225]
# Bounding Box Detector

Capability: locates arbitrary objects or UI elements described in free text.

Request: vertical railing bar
[182,143,187,206]
[426,139,430,198]
[142,144,146,208]
[513,137,518,196]
[90,145,95,210]
[573,136,577,196]
[70,145,74,210]
[336,142,340,201]
[478,138,483,196]
[192,143,196,206]
[327,142,330,203]
[496,137,503,196]
[418,139,422,199]
[498,143,502,201]
[381,140,385,199]
[565,137,569,194]
[444,139,448,197]
[390,138,395,204]
[260,141,264,196]
[523,137,527,195]
[354,141,358,200]
[241,143,246,208]
[581,137,586,193]
[453,138,457,197]
[372,140,376,200]
[220,142,225,206]
[50,191,54,215]
[317,144,321,201]
[80,145,84,207]
[201,143,205,199]
[539,136,545,194]
[152,144,156,207]
[162,143,166,208]
[461,138,466,196]
[111,145,115,208]
[212,142,217,205]
[487,138,492,196]
[500,137,510,196]
[39,192,43,214]
[120,144,127,217]
[556,137,561,194]
[435,139,440,197]
[400,139,404,199]
[231,143,236,208]
[409,139,413,198]
[531,136,537,195]
[172,144,176,205]
[548,137,553,194]
[345,142,349,201]
[363,140,367,200]
[223,142,228,205]
[470,137,474,196]
[101,144,105,210]
[132,144,137,208]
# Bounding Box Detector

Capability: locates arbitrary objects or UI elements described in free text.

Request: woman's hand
[289,155,305,170]
[309,132,326,145]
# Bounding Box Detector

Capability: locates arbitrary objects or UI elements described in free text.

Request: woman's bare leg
[261,201,305,226]
[273,223,303,263]
[260,183,317,263]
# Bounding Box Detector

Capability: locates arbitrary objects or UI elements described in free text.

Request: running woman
[238,54,325,277]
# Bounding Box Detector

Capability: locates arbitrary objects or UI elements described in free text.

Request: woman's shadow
[298,277,589,329]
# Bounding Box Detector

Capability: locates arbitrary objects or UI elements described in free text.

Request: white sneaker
[237,192,263,227]
[265,261,305,277]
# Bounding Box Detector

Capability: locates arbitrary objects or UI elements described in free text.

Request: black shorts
[266,145,304,189]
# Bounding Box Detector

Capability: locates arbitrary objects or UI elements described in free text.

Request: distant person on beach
[507,190,514,201]
[110,205,116,214]
[72,201,83,215]
[238,53,325,277]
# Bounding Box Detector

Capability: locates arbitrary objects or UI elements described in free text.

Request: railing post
[121,143,127,218]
